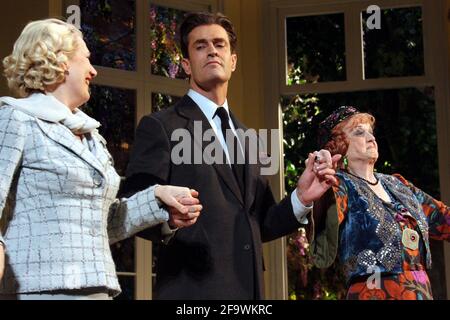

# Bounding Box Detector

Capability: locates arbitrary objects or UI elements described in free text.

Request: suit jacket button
[244,244,251,251]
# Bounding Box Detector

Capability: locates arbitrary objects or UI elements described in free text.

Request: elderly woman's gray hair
[3,18,82,97]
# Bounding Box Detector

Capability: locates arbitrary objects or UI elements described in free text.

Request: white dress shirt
[188,89,311,224]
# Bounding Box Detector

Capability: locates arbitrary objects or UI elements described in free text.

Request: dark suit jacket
[120,95,302,299]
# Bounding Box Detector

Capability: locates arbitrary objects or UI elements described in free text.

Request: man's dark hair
[179,12,237,58]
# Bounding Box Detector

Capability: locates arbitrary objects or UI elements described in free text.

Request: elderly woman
[0,18,202,300]
[311,106,450,300]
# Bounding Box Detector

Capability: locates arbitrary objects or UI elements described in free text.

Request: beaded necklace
[345,170,379,186]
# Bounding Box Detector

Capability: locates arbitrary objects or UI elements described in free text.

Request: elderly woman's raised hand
[297,150,341,205]
[154,186,202,228]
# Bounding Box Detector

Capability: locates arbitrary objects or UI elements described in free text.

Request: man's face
[181,24,237,90]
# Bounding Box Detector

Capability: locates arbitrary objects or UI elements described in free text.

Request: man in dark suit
[120,12,339,300]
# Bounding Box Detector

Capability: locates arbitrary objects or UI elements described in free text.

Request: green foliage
[363,7,424,78]
[149,5,187,79]
[286,14,346,84]
[152,93,182,113]
[286,229,347,300]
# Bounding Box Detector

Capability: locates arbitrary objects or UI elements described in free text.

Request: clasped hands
[296,150,341,206]
[154,185,202,229]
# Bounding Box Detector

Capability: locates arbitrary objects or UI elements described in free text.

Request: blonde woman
[0,18,202,300]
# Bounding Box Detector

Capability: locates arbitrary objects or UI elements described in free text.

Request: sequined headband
[317,106,360,148]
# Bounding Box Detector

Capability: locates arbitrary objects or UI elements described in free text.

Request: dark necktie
[214,107,245,196]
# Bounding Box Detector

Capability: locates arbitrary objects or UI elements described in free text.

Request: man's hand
[296,150,341,206]
[154,186,202,228]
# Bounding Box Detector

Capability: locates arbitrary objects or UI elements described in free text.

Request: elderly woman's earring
[343,156,349,170]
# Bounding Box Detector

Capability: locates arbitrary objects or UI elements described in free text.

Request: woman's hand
[154,186,202,228]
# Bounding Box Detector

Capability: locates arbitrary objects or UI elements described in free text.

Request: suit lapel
[176,96,244,206]
[36,119,106,176]
[230,113,258,212]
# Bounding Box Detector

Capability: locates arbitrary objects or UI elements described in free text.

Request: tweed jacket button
[244,244,251,251]
[93,175,103,187]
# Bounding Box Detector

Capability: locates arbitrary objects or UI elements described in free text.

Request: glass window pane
[362,7,424,78]
[150,5,188,79]
[80,0,136,71]
[282,87,447,300]
[286,13,346,85]
[84,85,136,176]
[111,237,135,273]
[114,275,135,300]
[151,93,182,113]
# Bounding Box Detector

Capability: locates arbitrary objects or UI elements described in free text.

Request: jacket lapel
[36,119,106,176]
[90,131,114,170]
[176,96,244,206]
[230,113,258,212]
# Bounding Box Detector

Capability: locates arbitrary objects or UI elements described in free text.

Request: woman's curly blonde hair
[3,18,82,97]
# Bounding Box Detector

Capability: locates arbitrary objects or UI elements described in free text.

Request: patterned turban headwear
[317,106,360,149]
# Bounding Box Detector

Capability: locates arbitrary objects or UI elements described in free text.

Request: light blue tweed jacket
[0,95,169,296]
